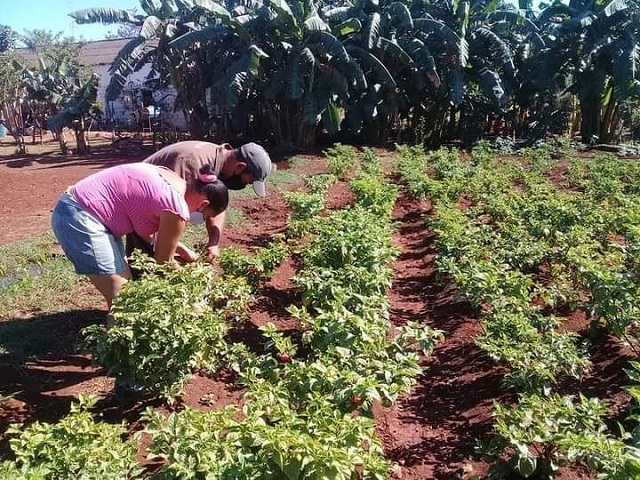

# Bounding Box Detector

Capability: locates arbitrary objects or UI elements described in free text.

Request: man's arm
[175,242,199,262]
[204,210,226,262]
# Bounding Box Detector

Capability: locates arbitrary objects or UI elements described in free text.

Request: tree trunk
[2,102,26,154]
[265,103,283,146]
[599,99,618,144]
[74,118,88,154]
[579,97,600,144]
[56,126,70,154]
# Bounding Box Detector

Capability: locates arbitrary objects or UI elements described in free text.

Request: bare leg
[88,266,132,310]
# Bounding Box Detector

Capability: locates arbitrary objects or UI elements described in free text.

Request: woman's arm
[154,210,187,263]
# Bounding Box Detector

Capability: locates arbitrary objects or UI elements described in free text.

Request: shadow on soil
[0,309,106,363]
[0,144,153,169]
[0,309,112,456]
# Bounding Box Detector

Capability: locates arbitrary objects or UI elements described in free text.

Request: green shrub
[1,395,141,479]
[83,259,229,400]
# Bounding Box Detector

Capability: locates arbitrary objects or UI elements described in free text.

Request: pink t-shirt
[73,163,190,238]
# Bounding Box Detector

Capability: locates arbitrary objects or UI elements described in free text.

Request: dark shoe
[114,380,144,400]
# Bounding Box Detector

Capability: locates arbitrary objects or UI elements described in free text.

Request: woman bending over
[51,162,228,309]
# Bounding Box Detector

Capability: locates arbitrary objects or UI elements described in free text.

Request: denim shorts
[51,191,127,275]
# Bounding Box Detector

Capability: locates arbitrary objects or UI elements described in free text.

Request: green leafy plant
[350,173,398,218]
[1,395,141,479]
[260,322,297,363]
[283,190,326,238]
[82,259,229,400]
[481,393,640,479]
[304,173,337,194]
[219,237,289,287]
[324,143,357,180]
[144,401,390,479]
[361,147,383,176]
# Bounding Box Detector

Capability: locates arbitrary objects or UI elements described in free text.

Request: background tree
[0,25,24,152]
[69,0,640,148]
[71,1,230,139]
[525,0,640,143]
[16,29,92,147]
[47,73,100,154]
[0,25,17,52]
[104,9,141,39]
[0,53,26,153]
[19,30,83,68]
[190,0,360,147]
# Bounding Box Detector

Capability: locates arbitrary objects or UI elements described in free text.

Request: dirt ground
[0,135,632,479]
[0,132,150,245]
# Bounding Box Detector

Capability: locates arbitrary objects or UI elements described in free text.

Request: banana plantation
[70,0,640,149]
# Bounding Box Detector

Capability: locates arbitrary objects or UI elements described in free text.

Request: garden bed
[0,140,634,478]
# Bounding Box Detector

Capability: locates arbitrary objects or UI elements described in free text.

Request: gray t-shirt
[144,141,224,182]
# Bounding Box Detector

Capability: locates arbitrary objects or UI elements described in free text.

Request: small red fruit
[350,395,363,406]
[277,353,291,363]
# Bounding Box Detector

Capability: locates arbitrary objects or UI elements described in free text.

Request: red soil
[0,137,632,479]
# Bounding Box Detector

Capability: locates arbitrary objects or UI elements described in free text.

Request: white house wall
[94,64,187,131]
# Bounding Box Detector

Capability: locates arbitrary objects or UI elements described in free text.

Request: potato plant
[482,393,640,479]
[324,143,357,180]
[397,147,640,477]
[283,190,326,237]
[0,395,141,479]
[218,236,289,288]
[144,398,390,479]
[304,173,337,193]
[83,260,231,400]
[351,173,398,218]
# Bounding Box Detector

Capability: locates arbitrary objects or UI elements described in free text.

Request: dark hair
[192,164,229,214]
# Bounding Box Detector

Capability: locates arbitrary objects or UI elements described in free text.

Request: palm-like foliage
[20,59,98,153]
[169,0,366,146]
[416,1,537,107]
[322,0,536,144]
[0,53,27,153]
[323,0,416,142]
[526,0,640,142]
[72,0,640,147]
[71,0,230,138]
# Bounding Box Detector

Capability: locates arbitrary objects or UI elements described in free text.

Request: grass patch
[0,254,102,320]
[0,243,103,360]
[0,234,60,277]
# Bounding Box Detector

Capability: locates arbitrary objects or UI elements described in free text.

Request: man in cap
[126,140,273,265]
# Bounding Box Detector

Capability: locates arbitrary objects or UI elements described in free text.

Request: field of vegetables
[1,142,640,479]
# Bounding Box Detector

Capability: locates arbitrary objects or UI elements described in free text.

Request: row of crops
[396,143,640,478]
[5,143,640,478]
[0,146,442,478]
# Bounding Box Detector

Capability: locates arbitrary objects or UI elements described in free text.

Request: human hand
[178,247,199,263]
[205,245,220,263]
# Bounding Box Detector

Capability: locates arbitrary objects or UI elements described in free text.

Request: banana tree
[20,58,80,153]
[0,53,26,153]
[168,0,363,147]
[323,0,420,143]
[527,0,640,143]
[408,0,538,144]
[324,0,534,145]
[71,0,232,138]
[47,74,100,154]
